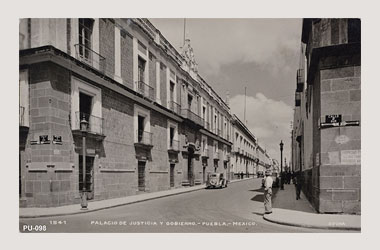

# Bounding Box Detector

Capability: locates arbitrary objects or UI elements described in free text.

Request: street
[19,179,346,233]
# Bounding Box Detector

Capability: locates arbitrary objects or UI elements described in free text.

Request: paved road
[19,179,344,233]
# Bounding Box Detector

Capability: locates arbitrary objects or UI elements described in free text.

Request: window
[167,121,178,150]
[138,57,146,83]
[170,81,175,102]
[134,105,151,144]
[188,94,193,110]
[79,18,94,60]
[169,127,175,147]
[71,77,102,134]
[138,115,145,143]
[348,19,361,43]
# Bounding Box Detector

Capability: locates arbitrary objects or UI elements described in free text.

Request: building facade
[19,18,272,208]
[230,115,259,179]
[291,18,361,214]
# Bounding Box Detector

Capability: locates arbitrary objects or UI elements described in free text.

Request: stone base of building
[301,165,360,215]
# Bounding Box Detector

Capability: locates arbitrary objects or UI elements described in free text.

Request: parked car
[206,173,228,189]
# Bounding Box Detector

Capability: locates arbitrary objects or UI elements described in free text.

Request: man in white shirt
[264,170,273,214]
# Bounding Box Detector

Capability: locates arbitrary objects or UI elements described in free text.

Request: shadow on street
[251,194,264,202]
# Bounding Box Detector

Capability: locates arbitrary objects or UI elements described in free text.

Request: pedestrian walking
[263,170,273,214]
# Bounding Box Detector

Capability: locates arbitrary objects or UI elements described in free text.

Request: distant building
[291,18,361,214]
[230,115,262,179]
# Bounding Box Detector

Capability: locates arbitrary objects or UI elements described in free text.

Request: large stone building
[291,18,361,214]
[19,18,273,208]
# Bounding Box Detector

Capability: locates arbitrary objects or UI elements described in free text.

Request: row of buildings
[291,18,361,214]
[19,18,273,208]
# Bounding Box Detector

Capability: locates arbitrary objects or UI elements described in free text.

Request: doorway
[170,164,175,187]
[79,155,94,200]
[188,153,194,186]
[202,166,206,183]
[138,161,146,191]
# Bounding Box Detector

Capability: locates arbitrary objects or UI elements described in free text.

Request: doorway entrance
[187,153,194,186]
[138,161,146,191]
[79,155,94,200]
[170,164,175,187]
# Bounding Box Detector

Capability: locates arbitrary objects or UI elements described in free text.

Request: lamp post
[279,140,284,190]
[80,117,89,210]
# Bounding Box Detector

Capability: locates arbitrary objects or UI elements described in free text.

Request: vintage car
[206,173,228,189]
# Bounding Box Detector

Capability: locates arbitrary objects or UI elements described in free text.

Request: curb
[263,214,361,231]
[20,178,253,219]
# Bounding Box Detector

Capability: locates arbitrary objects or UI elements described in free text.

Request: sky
[150,18,302,164]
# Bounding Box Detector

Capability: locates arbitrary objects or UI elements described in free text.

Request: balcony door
[138,115,145,143]
[138,57,146,83]
[79,18,94,60]
[79,92,93,129]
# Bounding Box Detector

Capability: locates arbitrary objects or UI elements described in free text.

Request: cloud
[229,93,293,162]
[150,18,302,76]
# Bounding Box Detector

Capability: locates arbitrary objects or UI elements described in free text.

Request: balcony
[169,101,181,115]
[72,112,104,140]
[135,130,153,149]
[137,81,155,101]
[295,92,301,106]
[74,44,106,73]
[181,109,203,126]
[168,139,180,152]
[201,148,209,159]
[296,69,305,92]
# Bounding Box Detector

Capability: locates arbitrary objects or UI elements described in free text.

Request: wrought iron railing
[75,112,104,135]
[19,106,26,127]
[137,130,153,145]
[169,101,181,114]
[137,80,155,101]
[74,44,106,73]
[181,109,202,125]
[169,139,180,151]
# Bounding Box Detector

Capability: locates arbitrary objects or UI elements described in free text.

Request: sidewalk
[20,177,252,219]
[263,183,361,231]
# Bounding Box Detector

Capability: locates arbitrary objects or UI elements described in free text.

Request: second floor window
[170,82,175,102]
[188,95,193,110]
[79,18,94,59]
[138,115,145,142]
[138,57,146,83]
[169,127,175,147]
